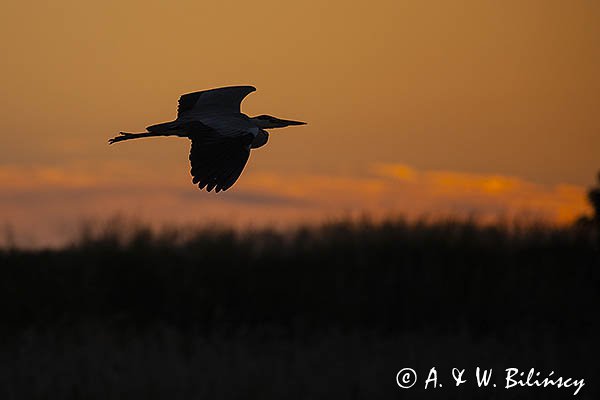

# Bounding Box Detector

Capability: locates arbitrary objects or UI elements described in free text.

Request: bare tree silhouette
[588,171,600,225]
[575,171,600,236]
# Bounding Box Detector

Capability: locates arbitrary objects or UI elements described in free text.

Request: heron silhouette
[109,86,306,192]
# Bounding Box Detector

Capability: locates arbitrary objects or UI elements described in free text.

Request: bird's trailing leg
[108,131,171,144]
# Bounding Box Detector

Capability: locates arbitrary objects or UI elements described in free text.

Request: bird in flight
[109,85,306,192]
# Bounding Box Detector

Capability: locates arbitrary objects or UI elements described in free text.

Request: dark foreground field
[0,219,598,399]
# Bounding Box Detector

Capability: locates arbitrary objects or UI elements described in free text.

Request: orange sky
[0,0,598,246]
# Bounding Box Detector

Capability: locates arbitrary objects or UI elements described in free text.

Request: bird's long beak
[280,119,307,126]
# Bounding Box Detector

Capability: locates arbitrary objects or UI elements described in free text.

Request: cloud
[0,162,591,247]
[369,163,590,223]
[371,163,417,182]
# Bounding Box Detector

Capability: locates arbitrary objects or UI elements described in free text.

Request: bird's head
[251,115,307,129]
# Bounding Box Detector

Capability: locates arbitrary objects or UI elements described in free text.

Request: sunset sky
[1,0,599,246]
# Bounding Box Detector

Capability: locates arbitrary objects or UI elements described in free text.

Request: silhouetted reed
[0,217,596,333]
[0,217,597,399]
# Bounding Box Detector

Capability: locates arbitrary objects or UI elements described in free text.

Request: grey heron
[109,86,306,192]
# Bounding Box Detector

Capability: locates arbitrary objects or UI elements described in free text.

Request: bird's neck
[251,130,269,149]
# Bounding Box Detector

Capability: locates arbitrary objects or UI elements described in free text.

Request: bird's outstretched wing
[178,86,256,118]
[189,135,253,193]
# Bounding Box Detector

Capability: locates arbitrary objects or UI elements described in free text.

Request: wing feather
[178,86,256,118]
[189,135,253,193]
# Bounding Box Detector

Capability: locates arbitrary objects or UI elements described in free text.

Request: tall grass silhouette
[0,216,597,399]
